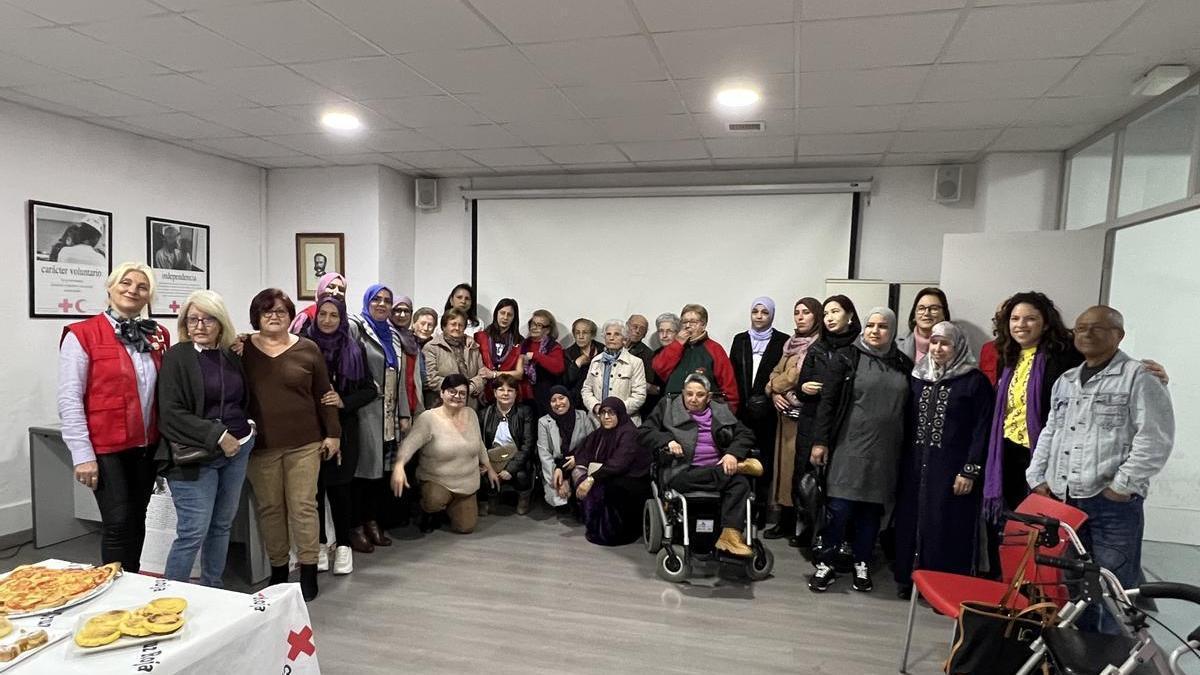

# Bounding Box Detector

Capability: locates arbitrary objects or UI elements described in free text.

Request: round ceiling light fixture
[321,111,362,132]
[715,87,760,108]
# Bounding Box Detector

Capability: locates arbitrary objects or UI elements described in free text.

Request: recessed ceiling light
[321,111,362,132]
[716,88,760,108]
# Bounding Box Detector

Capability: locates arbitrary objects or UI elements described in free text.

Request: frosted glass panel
[1118,88,1197,217]
[1065,134,1114,229]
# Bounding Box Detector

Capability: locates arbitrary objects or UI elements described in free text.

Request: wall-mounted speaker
[933,165,963,203]
[415,177,439,210]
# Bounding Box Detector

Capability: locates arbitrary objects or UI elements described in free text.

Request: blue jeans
[825,497,884,563]
[1069,492,1144,635]
[164,436,254,587]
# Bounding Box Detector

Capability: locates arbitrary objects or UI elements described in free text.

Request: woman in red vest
[57,262,170,572]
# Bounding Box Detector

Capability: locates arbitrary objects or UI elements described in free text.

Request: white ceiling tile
[0,4,53,28]
[633,0,793,32]
[1017,95,1142,126]
[272,101,398,131]
[890,128,1002,152]
[900,99,1034,130]
[400,47,550,94]
[705,135,795,158]
[462,147,552,166]
[115,112,239,138]
[388,150,483,169]
[617,139,709,161]
[537,144,629,164]
[675,73,794,112]
[419,124,525,149]
[943,1,1142,63]
[795,105,907,133]
[562,81,685,117]
[0,54,76,88]
[1050,53,1189,98]
[654,24,794,80]
[191,106,315,136]
[156,0,286,11]
[796,132,894,155]
[592,114,699,142]
[74,15,271,71]
[881,151,976,166]
[988,124,1102,151]
[692,109,794,137]
[521,35,666,85]
[192,136,304,158]
[192,66,344,106]
[791,154,883,167]
[801,0,965,20]
[800,67,929,107]
[366,96,489,127]
[83,116,174,139]
[362,129,444,152]
[312,0,505,53]
[0,27,168,80]
[99,74,253,111]
[470,0,640,43]
[919,59,1078,102]
[456,90,581,122]
[1099,0,1200,56]
[292,57,440,100]
[503,118,607,145]
[261,133,372,155]
[186,0,379,63]
[249,155,330,168]
[15,81,169,116]
[799,12,957,71]
[6,0,164,24]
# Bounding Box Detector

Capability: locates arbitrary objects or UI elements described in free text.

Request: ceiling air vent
[726,121,765,132]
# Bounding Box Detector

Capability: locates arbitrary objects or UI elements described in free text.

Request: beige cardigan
[422,332,486,408]
[397,407,489,495]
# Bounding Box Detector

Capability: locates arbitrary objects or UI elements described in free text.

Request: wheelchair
[641,450,775,583]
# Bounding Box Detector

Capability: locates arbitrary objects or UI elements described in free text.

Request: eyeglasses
[530,321,550,329]
[1074,324,1118,335]
[681,319,702,326]
[186,317,217,328]
[392,308,411,314]
[445,389,468,398]
[261,308,289,318]
[598,409,617,417]
[915,305,944,315]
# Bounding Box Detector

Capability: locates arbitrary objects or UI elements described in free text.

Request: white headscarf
[854,306,897,357]
[912,321,977,382]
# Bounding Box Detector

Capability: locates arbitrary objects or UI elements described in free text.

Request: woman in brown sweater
[241,288,340,601]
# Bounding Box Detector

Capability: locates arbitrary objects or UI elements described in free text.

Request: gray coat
[637,396,755,486]
[350,316,411,479]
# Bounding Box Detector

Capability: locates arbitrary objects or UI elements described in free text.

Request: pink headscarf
[289,273,346,333]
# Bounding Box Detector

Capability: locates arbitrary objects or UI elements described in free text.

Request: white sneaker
[317,544,330,573]
[333,546,353,575]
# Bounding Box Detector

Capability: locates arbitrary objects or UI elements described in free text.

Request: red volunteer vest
[61,313,169,454]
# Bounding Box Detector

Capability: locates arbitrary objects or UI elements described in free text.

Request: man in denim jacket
[1027,305,1174,633]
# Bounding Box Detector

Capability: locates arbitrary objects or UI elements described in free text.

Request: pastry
[143,612,184,635]
[74,623,121,648]
[149,597,187,614]
[0,615,11,639]
[86,609,130,628]
[118,616,152,638]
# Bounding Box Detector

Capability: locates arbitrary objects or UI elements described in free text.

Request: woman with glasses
[411,307,439,409]
[392,374,499,534]
[157,290,254,587]
[520,309,565,418]
[390,296,425,420]
[241,288,341,601]
[424,308,486,409]
[898,287,950,366]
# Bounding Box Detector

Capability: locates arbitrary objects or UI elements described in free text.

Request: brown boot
[349,527,374,554]
[736,458,763,477]
[364,521,392,547]
[516,492,531,515]
[715,527,753,557]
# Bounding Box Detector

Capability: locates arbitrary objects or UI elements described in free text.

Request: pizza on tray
[0,563,121,615]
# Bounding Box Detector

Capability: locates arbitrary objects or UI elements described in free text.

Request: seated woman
[638,374,761,558]
[538,385,596,510]
[478,374,536,516]
[558,397,651,546]
[392,374,499,534]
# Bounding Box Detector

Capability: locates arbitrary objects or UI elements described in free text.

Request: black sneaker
[809,563,837,592]
[852,562,873,593]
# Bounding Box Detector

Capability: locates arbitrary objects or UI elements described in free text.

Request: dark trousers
[825,497,884,563]
[1001,439,1033,509]
[353,477,391,525]
[93,446,156,573]
[1070,493,1145,635]
[317,480,354,547]
[667,466,750,529]
[480,462,533,499]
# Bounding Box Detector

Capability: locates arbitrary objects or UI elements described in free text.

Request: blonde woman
[156,290,255,587]
[57,262,170,572]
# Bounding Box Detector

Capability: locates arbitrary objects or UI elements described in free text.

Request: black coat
[638,396,755,485]
[478,403,536,473]
[323,360,378,486]
[729,329,789,425]
[563,340,602,407]
[155,343,249,479]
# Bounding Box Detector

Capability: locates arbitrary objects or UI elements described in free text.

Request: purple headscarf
[305,297,366,393]
[749,296,776,354]
[982,349,1046,521]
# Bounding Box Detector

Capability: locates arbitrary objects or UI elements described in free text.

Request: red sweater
[652,336,739,414]
[474,331,524,404]
[979,340,1000,386]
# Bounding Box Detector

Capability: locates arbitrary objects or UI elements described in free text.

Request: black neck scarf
[107,309,158,353]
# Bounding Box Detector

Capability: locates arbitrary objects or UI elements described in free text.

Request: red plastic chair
[898,493,1088,673]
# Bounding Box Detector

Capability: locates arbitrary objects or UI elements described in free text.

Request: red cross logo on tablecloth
[169,300,180,312]
[286,625,315,661]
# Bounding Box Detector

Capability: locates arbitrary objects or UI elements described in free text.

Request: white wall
[413,179,472,312]
[977,152,1062,232]
[378,167,417,301]
[0,100,264,538]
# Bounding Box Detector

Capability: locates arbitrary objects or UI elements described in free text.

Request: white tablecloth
[7,561,320,674]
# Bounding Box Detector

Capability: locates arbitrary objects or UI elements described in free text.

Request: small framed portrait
[147,217,210,317]
[295,233,345,301]
[28,200,113,318]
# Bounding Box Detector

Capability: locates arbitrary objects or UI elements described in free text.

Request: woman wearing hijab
[565,397,652,546]
[347,284,411,550]
[897,287,950,365]
[894,322,993,598]
[540,385,597,510]
[762,297,823,542]
[443,282,481,335]
[290,273,347,334]
[808,307,912,594]
[306,297,377,575]
[729,297,788,525]
[474,298,525,405]
[520,309,566,417]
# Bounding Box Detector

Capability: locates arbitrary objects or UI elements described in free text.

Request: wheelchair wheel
[655,548,691,583]
[745,540,775,581]
[643,499,664,553]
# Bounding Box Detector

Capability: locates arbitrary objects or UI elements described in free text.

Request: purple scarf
[522,335,550,384]
[982,348,1046,521]
[305,297,366,393]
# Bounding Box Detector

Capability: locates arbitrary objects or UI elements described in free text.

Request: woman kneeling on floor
[391,374,500,534]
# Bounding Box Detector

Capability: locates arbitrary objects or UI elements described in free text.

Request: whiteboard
[474,194,854,347]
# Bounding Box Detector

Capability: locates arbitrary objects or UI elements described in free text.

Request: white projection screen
[474,193,854,347]
[1108,208,1200,545]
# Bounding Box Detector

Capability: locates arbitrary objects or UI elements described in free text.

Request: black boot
[269,564,289,585]
[299,563,319,601]
[764,508,796,540]
[418,511,438,533]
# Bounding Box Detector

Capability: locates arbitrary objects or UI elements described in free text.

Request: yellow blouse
[1003,346,1038,447]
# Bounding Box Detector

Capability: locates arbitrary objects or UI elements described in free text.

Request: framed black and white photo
[147,217,210,317]
[28,200,112,319]
[295,233,344,301]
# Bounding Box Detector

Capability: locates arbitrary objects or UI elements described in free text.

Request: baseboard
[0,528,32,551]
[0,500,31,542]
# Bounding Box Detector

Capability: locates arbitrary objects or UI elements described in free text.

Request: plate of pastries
[72,597,188,654]
[0,615,68,671]
[0,562,122,618]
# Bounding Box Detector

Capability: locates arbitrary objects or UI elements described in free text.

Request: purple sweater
[690,407,719,467]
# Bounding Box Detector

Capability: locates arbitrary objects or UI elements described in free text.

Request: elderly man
[582,319,648,424]
[639,374,761,557]
[652,304,739,413]
[1027,305,1174,634]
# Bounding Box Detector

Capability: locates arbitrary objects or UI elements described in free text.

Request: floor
[5,507,1199,675]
